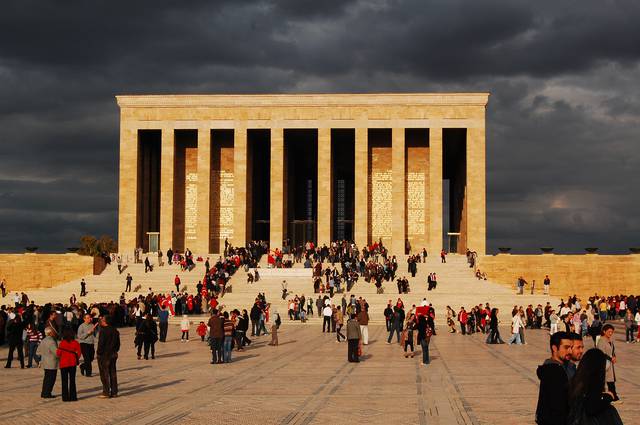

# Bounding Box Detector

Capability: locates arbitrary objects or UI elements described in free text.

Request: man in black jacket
[4,313,24,368]
[384,302,393,331]
[535,331,573,425]
[97,314,121,398]
[250,301,262,337]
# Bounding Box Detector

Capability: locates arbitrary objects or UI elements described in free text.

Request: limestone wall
[0,254,94,291]
[478,254,640,298]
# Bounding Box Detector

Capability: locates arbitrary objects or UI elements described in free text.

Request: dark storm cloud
[0,0,639,252]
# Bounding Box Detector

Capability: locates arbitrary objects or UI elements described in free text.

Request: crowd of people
[1,240,636,423]
[0,286,283,402]
[2,299,121,401]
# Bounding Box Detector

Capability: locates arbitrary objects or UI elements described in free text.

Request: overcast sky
[1,0,639,254]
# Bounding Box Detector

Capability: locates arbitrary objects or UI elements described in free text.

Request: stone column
[317,127,332,246]
[195,127,211,255]
[160,127,174,252]
[234,128,248,248]
[428,128,443,257]
[391,128,406,256]
[354,128,368,249]
[118,125,138,255]
[466,125,486,255]
[270,128,284,250]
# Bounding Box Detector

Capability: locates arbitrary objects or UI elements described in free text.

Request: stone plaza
[1,323,638,424]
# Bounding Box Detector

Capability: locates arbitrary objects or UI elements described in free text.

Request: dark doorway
[248,129,270,242]
[285,129,318,247]
[443,128,467,253]
[332,129,355,242]
[137,130,161,251]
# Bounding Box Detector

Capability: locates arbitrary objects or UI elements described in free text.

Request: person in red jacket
[458,307,468,335]
[56,326,82,402]
[196,321,208,341]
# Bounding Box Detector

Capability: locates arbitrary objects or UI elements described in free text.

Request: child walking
[196,321,207,342]
[180,315,190,342]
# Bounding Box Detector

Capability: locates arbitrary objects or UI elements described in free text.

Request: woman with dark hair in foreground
[568,348,623,424]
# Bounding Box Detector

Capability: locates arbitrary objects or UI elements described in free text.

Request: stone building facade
[116,93,489,256]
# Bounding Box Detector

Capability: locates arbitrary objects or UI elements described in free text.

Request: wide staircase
[23,254,558,324]
[25,258,213,305]
[220,254,558,324]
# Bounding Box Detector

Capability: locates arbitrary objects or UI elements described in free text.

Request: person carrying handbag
[56,326,82,402]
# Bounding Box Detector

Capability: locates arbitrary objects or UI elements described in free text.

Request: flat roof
[116,93,490,108]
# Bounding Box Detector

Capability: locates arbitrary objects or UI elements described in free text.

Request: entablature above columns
[122,118,486,131]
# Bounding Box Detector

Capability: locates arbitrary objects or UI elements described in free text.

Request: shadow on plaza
[92,378,186,398]
[230,354,259,363]
[119,365,152,372]
[154,351,189,359]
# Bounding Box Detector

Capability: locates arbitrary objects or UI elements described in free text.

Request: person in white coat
[36,327,59,398]
[508,313,524,345]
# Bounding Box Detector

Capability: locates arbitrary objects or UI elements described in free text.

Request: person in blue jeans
[26,323,42,368]
[387,306,404,344]
[222,312,234,363]
[158,307,169,342]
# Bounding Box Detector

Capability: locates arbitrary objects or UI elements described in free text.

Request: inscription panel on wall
[371,170,392,241]
[185,173,198,242]
[407,171,425,236]
[213,170,235,241]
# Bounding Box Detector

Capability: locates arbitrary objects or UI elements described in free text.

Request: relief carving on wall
[371,170,392,240]
[185,173,198,242]
[407,171,425,236]
[216,170,234,240]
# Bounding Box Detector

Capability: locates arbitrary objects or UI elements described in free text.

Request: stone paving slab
[0,324,638,425]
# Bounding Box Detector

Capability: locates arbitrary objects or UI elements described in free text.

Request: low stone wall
[478,254,640,298]
[0,254,94,291]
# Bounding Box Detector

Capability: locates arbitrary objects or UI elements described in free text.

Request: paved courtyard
[1,324,638,424]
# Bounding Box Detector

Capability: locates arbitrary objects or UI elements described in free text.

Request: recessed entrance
[443,128,467,253]
[136,130,161,252]
[332,129,355,242]
[284,129,317,247]
[248,129,271,242]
